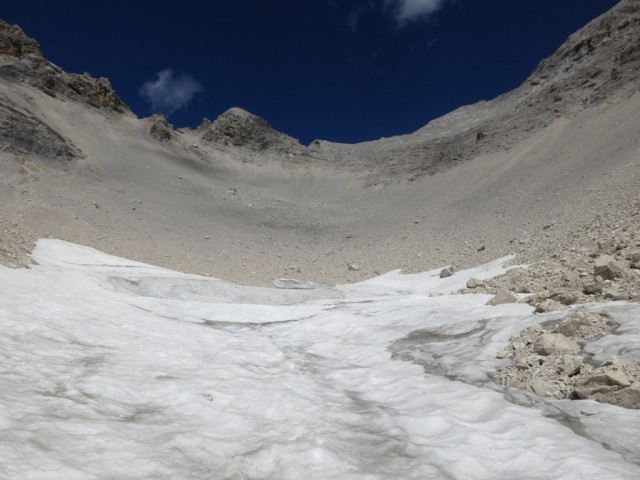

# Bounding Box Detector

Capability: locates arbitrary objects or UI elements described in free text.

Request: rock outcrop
[0,21,41,57]
[195,108,304,155]
[146,115,174,142]
[0,95,81,160]
[0,19,128,113]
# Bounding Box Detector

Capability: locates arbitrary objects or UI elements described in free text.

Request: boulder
[530,379,555,397]
[487,289,519,306]
[466,277,484,289]
[549,290,580,306]
[561,355,583,376]
[534,333,580,356]
[574,371,639,408]
[603,284,626,300]
[439,267,453,278]
[552,314,594,338]
[574,370,631,397]
[608,383,640,409]
[593,255,625,280]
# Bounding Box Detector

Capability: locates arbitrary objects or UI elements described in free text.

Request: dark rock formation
[0,21,41,57]
[196,108,303,154]
[0,96,81,160]
[147,114,174,142]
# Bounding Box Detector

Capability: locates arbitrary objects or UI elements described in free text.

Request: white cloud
[139,68,204,117]
[348,6,366,33]
[384,0,447,24]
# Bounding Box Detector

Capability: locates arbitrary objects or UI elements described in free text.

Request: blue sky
[3,0,619,144]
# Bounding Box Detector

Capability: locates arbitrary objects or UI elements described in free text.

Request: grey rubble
[491,310,640,409]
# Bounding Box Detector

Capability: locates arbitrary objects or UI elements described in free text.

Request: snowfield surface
[1,240,640,479]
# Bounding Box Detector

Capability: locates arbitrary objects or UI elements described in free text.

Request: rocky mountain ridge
[0,20,128,114]
[2,1,640,179]
[317,0,640,180]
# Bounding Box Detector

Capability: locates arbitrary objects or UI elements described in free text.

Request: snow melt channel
[1,239,640,479]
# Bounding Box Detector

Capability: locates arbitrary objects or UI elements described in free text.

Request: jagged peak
[0,18,129,114]
[195,107,302,153]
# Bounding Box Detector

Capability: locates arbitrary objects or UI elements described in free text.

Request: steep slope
[312,0,640,180]
[0,2,639,287]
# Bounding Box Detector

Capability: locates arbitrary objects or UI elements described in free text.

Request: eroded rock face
[66,75,128,113]
[491,310,640,409]
[0,20,42,58]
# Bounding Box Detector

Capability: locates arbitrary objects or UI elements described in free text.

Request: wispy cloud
[348,6,367,33]
[139,68,204,117]
[384,0,447,24]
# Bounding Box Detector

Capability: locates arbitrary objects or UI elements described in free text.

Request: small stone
[597,240,617,255]
[580,409,598,416]
[535,299,567,313]
[580,363,594,375]
[583,282,603,295]
[563,271,580,285]
[601,356,622,368]
[496,350,511,359]
[347,263,360,271]
[439,267,453,278]
[507,377,525,388]
[487,289,519,306]
[467,277,484,289]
